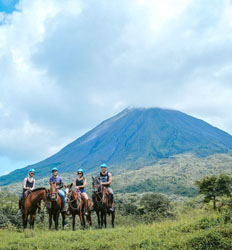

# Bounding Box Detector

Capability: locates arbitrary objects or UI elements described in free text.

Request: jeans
[59,190,66,206]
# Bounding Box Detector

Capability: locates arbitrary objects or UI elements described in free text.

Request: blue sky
[0,0,18,13]
[1,0,232,176]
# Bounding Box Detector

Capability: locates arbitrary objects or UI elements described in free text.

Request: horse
[46,182,66,230]
[64,183,92,230]
[92,176,115,228]
[20,187,47,229]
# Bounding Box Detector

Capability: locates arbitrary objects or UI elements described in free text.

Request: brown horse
[21,188,47,229]
[46,182,66,230]
[92,176,115,228]
[65,184,92,230]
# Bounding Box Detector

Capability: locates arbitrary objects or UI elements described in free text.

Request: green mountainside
[4,153,232,200]
[1,107,232,186]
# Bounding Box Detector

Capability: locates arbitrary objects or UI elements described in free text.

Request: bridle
[48,183,59,201]
[92,179,105,203]
[65,186,81,210]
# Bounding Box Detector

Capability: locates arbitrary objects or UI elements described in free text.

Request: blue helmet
[100,163,107,168]
[77,168,84,174]
[51,167,58,172]
[28,168,35,173]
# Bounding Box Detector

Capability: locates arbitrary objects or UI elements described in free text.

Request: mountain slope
[1,108,232,185]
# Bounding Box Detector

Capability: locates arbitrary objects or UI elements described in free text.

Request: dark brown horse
[65,184,92,230]
[21,188,47,229]
[92,176,115,228]
[46,182,65,230]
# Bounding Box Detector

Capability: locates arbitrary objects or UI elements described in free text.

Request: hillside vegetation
[4,153,232,200]
[1,173,232,249]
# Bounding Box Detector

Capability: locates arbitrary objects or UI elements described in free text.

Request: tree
[195,174,232,210]
[139,193,172,223]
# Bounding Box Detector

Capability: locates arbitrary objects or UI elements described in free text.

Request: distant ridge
[1,107,232,185]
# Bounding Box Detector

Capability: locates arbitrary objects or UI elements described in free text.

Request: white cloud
[1,0,232,174]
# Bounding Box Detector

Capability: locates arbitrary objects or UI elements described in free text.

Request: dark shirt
[49,176,63,189]
[99,172,110,187]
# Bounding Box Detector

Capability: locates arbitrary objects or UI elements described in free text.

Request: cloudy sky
[0,0,232,176]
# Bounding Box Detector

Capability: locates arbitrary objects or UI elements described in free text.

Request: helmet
[100,163,107,168]
[51,167,58,172]
[28,168,35,173]
[77,168,84,174]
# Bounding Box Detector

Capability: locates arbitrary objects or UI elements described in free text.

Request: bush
[0,191,21,228]
[187,232,231,250]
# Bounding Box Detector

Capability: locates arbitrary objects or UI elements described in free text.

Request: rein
[93,184,105,204]
[67,191,81,210]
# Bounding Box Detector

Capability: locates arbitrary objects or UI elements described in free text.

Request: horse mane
[32,187,47,192]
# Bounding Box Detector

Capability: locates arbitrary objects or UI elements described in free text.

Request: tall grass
[0,208,231,250]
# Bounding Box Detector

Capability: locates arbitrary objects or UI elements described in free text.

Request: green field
[0,207,232,250]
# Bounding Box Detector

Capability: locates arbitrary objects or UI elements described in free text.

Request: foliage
[196,174,232,209]
[116,192,174,223]
[0,191,21,228]
[0,208,232,249]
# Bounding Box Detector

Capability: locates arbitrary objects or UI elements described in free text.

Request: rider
[18,168,36,210]
[97,163,114,211]
[49,167,66,212]
[74,168,89,215]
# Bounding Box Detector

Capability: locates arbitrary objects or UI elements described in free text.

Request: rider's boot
[61,202,66,212]
[109,195,114,212]
[84,199,88,216]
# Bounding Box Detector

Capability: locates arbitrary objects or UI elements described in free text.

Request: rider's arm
[102,173,112,186]
[23,178,28,189]
[58,178,64,189]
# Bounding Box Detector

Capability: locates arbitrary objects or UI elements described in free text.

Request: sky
[0,0,232,176]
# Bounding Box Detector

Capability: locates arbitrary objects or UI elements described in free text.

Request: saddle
[24,190,32,198]
[103,187,109,195]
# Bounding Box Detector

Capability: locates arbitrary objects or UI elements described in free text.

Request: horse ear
[92,176,94,180]
[64,184,66,188]
[70,183,73,188]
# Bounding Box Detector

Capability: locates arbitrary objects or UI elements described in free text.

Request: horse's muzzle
[50,194,57,201]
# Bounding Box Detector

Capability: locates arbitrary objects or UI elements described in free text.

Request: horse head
[92,176,101,193]
[49,182,58,201]
[64,183,73,202]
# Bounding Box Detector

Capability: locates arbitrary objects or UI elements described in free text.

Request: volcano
[1,108,232,185]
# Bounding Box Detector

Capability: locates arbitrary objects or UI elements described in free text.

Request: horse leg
[104,210,107,228]
[100,211,104,228]
[72,214,76,231]
[29,213,35,230]
[82,212,86,229]
[49,213,52,230]
[61,212,65,230]
[55,212,59,231]
[79,211,85,230]
[23,212,28,229]
[111,211,115,228]
[87,200,92,228]
[87,211,92,228]
[96,210,101,228]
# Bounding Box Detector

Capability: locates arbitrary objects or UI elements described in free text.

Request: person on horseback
[74,168,89,215]
[49,167,66,212]
[97,163,114,211]
[18,168,36,210]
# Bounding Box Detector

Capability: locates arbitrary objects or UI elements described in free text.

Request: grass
[0,208,231,250]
